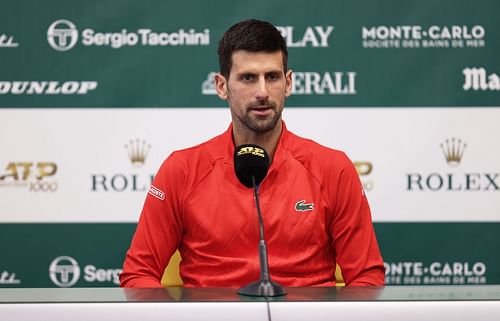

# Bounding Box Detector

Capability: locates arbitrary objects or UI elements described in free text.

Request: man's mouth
[249,106,273,116]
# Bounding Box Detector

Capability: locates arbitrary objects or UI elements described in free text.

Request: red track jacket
[120,122,384,287]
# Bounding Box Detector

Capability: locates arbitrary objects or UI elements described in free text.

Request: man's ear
[285,69,293,97]
[214,73,228,100]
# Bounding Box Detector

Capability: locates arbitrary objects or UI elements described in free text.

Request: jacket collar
[224,121,289,171]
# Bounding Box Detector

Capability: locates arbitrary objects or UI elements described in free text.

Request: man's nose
[255,77,269,100]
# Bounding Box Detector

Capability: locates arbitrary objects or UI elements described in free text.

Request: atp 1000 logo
[0,162,58,192]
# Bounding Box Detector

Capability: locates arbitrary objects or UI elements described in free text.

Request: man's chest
[181,164,331,253]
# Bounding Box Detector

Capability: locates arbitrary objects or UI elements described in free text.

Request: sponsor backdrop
[0,0,499,287]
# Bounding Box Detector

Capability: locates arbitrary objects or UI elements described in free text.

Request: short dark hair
[217,19,288,78]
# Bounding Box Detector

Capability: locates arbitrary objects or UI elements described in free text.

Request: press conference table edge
[1,285,500,321]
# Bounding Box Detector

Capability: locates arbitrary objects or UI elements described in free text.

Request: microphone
[234,144,286,297]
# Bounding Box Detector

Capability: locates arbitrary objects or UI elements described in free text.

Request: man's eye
[241,74,254,81]
[267,73,279,80]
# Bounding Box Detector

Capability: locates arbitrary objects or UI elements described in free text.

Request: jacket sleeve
[120,153,185,288]
[326,152,385,286]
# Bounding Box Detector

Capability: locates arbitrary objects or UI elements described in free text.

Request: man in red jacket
[120,19,384,288]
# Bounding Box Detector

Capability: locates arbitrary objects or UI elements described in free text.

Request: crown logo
[440,138,466,167]
[125,139,151,167]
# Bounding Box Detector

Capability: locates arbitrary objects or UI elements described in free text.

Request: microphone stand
[238,175,287,297]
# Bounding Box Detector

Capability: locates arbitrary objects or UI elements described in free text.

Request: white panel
[285,108,500,222]
[1,108,499,222]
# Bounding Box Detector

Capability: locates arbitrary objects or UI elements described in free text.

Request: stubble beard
[237,101,282,134]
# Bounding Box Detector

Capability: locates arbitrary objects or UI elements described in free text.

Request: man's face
[215,50,292,134]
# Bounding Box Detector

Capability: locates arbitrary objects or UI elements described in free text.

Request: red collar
[223,121,289,171]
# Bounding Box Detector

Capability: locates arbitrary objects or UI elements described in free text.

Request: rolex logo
[440,138,466,167]
[125,139,151,167]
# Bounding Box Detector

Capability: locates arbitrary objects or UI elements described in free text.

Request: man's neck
[232,121,282,161]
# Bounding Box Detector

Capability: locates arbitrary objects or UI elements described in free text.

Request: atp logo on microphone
[237,146,265,158]
[234,144,270,188]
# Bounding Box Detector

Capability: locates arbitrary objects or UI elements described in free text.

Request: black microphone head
[234,144,270,188]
